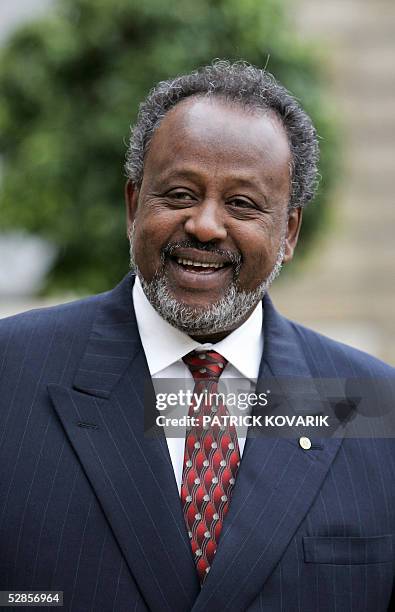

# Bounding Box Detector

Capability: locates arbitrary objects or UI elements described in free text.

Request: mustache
[161,240,242,267]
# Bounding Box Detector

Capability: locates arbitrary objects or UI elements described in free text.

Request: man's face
[126,97,302,338]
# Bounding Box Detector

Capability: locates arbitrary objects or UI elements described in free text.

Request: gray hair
[125,60,320,209]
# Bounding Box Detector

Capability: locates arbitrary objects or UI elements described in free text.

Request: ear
[283,207,303,264]
[125,179,139,237]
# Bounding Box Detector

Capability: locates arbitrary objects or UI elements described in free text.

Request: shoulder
[288,318,395,378]
[0,290,110,373]
[0,274,134,388]
[0,291,102,339]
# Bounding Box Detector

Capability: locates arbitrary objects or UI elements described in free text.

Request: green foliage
[0,0,337,294]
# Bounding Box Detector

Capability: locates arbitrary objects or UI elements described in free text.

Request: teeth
[176,258,225,269]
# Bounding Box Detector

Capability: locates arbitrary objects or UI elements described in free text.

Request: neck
[189,330,231,343]
[188,307,255,344]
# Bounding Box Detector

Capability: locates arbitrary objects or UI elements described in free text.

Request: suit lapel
[48,274,199,612]
[192,295,344,612]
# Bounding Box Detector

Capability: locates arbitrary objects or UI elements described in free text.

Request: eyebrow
[155,168,269,200]
[155,168,204,184]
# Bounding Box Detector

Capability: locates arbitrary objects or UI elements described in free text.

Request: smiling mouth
[164,247,237,287]
[174,257,227,272]
[169,257,231,275]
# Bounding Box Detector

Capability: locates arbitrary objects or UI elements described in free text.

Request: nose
[183,199,227,243]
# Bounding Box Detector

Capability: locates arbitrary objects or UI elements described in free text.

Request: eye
[227,197,256,209]
[166,189,196,201]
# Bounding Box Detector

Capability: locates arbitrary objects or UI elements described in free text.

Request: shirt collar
[133,275,263,380]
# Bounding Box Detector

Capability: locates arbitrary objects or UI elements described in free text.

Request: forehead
[143,97,291,184]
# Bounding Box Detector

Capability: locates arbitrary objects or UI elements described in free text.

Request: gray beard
[128,223,285,337]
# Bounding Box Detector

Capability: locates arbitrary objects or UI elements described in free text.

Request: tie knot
[183,350,228,381]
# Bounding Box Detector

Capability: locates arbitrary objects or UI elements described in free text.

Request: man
[0,61,394,611]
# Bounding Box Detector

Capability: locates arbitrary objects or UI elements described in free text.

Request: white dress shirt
[133,275,264,493]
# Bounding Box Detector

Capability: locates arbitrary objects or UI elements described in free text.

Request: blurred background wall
[271,0,395,365]
[0,0,394,365]
[0,1,53,44]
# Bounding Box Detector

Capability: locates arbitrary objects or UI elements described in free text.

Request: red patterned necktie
[181,350,241,583]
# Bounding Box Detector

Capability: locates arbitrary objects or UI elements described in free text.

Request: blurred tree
[0,0,337,294]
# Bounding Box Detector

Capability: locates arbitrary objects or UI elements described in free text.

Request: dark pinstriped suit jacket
[0,272,394,611]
